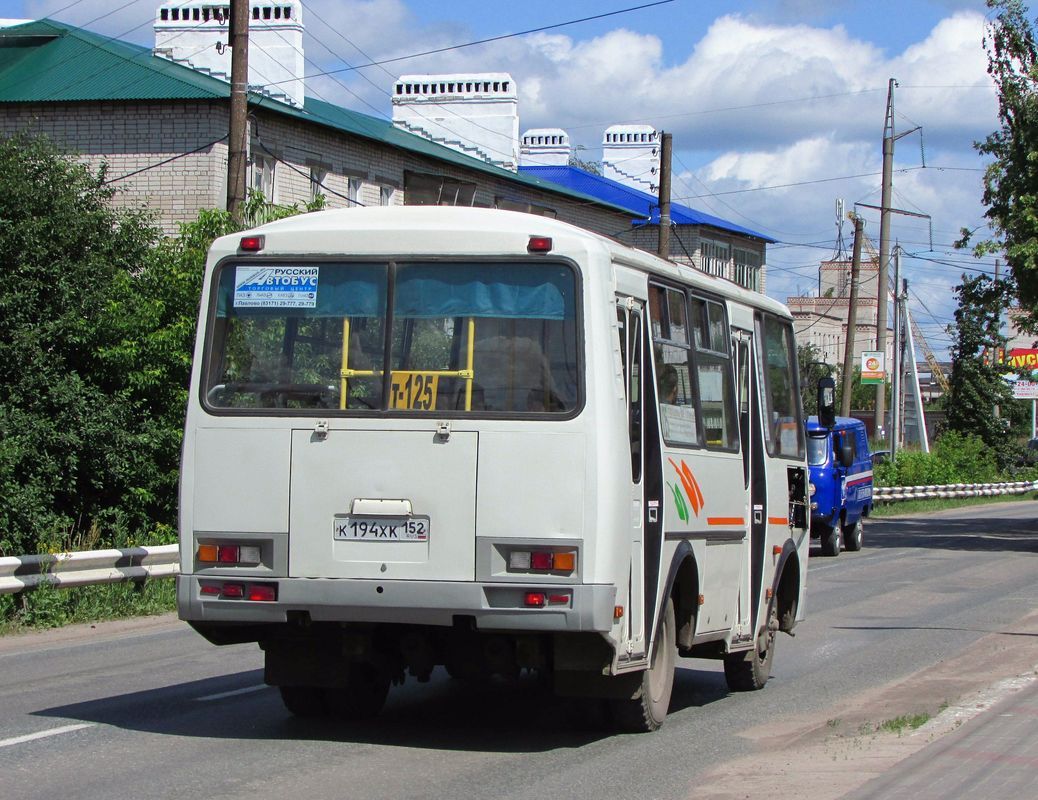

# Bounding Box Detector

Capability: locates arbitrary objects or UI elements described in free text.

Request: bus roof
[213,206,793,319]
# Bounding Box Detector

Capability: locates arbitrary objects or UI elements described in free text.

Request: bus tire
[278,685,326,718]
[724,605,776,692]
[843,518,863,551]
[820,524,841,557]
[326,664,390,721]
[610,598,676,733]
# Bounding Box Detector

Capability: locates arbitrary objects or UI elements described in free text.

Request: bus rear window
[203,261,580,415]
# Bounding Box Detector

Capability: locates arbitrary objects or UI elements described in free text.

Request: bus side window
[649,284,699,446]
[617,304,643,482]
[755,314,805,459]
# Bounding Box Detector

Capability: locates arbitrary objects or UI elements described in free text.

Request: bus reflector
[527,236,552,253]
[524,592,546,607]
[197,544,218,563]
[239,235,264,251]
[548,593,570,605]
[200,584,221,596]
[614,605,624,619]
[222,583,245,599]
[247,584,277,602]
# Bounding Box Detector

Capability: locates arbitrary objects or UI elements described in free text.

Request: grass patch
[878,713,931,735]
[0,578,176,636]
[871,491,1038,518]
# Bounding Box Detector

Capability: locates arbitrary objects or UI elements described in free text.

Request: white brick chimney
[392,74,519,171]
[602,124,660,193]
[154,1,305,108]
[519,128,571,167]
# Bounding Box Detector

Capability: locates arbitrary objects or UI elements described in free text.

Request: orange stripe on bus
[706,517,745,526]
[768,516,789,525]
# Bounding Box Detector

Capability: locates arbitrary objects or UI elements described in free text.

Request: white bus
[178,206,810,732]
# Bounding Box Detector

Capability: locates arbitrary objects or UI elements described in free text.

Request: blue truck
[806,416,873,557]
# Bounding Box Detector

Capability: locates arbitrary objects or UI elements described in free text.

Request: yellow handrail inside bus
[339,316,477,410]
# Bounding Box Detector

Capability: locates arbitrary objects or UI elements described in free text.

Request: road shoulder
[690,608,1038,800]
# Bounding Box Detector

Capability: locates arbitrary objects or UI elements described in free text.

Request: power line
[265,1,675,86]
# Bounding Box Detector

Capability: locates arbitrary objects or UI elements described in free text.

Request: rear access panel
[289,429,477,581]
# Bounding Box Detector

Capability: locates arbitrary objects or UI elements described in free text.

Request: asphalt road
[1,501,1036,800]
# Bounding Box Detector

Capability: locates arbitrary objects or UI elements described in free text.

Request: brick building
[0,10,770,293]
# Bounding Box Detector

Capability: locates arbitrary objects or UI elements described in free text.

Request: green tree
[797,343,836,416]
[0,133,162,555]
[964,0,1038,330]
[944,274,1017,467]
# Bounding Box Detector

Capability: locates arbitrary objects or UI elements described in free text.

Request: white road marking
[195,684,268,702]
[0,723,94,749]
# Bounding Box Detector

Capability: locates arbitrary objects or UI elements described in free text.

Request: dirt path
[690,609,1038,799]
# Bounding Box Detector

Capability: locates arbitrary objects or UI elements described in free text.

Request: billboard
[861,351,885,385]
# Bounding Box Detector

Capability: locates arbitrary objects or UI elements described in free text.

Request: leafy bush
[875,431,1003,486]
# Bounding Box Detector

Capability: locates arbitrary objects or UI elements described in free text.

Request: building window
[310,167,327,203]
[404,171,476,206]
[494,197,557,218]
[379,185,394,206]
[700,238,731,278]
[733,247,763,292]
[250,153,276,201]
[347,177,361,206]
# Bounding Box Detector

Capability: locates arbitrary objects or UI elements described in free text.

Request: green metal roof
[0,20,228,101]
[0,19,637,217]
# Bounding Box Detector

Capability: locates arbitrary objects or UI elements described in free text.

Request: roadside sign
[861,351,885,385]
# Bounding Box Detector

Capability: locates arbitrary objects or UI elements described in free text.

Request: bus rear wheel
[724,605,776,692]
[610,598,676,733]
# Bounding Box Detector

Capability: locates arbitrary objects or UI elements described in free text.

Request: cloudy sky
[3,0,1008,356]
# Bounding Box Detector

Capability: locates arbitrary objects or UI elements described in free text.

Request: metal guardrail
[2,481,1037,594]
[874,480,1038,503]
[0,544,179,596]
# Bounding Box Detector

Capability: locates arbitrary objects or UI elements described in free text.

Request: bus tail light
[527,236,553,253]
[200,582,277,601]
[197,543,262,566]
[239,235,265,252]
[507,548,577,574]
[247,584,277,602]
[524,592,546,607]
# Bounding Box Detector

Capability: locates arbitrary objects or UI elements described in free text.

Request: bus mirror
[817,376,836,429]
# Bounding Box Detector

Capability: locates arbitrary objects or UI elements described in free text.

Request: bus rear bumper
[176,575,616,633]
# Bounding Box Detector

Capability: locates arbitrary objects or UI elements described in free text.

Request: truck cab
[806,416,872,556]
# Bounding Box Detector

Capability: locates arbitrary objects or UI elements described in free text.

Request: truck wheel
[843,518,864,552]
[723,605,777,692]
[326,664,390,721]
[820,524,841,557]
[279,685,326,718]
[610,598,676,732]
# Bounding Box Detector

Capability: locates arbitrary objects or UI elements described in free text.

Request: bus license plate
[333,516,429,541]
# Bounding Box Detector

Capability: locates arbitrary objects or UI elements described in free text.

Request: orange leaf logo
[668,458,704,517]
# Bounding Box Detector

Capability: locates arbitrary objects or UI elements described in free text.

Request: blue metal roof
[518,165,776,243]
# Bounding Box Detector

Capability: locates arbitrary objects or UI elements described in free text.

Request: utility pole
[840,214,864,418]
[876,78,896,439]
[226,0,250,225]
[890,245,902,457]
[657,131,672,258]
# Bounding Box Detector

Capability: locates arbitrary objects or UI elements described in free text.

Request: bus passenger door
[617,299,646,654]
[733,329,760,636]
